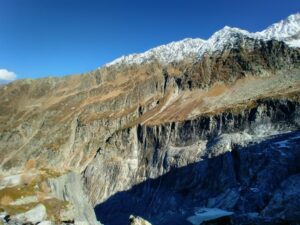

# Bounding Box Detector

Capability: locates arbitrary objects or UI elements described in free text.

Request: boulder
[60,204,75,222]
[129,215,152,225]
[11,204,47,224]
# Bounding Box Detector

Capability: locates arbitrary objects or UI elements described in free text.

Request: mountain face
[1,14,300,225]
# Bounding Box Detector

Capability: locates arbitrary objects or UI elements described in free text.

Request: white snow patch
[287,39,300,47]
[187,208,233,225]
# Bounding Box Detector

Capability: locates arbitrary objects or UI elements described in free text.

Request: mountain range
[0,13,300,225]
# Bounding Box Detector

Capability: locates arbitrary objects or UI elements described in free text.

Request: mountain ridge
[105,13,300,67]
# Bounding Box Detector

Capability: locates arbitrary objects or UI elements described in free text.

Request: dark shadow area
[95,131,300,225]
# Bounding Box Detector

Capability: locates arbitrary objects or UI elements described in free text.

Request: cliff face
[87,94,300,224]
[1,16,300,225]
[95,130,300,225]
[1,38,299,173]
[84,97,300,206]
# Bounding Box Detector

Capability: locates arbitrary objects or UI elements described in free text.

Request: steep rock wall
[84,98,300,205]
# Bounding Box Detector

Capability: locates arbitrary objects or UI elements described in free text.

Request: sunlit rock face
[1,14,300,225]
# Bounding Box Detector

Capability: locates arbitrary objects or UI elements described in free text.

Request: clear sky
[0,0,299,81]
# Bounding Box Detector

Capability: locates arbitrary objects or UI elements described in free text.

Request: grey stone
[10,204,46,224]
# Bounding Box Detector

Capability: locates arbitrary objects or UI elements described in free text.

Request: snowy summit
[105,13,300,67]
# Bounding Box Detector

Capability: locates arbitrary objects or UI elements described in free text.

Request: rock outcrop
[129,215,152,225]
[0,169,100,225]
[47,172,100,225]
[10,204,47,224]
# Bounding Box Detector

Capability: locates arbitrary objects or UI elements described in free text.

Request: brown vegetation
[0,195,13,205]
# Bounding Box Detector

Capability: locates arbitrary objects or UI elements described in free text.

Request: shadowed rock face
[85,98,300,205]
[0,33,300,225]
[94,130,300,225]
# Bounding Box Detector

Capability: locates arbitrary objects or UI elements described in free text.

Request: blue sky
[0,0,299,81]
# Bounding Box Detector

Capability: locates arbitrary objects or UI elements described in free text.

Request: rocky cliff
[1,14,300,225]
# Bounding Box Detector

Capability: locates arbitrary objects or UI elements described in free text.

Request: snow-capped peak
[105,38,206,66]
[207,26,252,50]
[210,26,251,39]
[104,13,300,67]
[257,13,300,40]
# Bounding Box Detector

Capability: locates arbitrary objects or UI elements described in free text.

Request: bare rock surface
[47,172,101,225]
[10,204,47,224]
